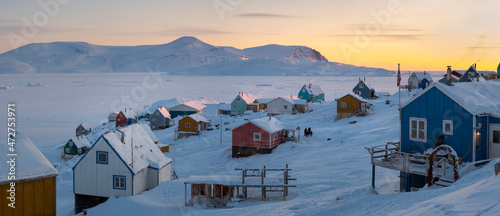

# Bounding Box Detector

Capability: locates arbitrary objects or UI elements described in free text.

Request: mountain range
[0,36,393,76]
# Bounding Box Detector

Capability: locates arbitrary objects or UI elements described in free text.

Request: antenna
[131,130,134,170]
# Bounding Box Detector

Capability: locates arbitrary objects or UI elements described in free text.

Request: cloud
[235,13,299,18]
[111,27,234,36]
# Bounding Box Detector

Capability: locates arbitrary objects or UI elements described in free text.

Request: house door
[490,124,500,158]
[361,103,366,112]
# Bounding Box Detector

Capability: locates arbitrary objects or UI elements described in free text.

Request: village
[1,64,500,215]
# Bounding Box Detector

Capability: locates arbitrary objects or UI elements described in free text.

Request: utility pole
[218,103,225,144]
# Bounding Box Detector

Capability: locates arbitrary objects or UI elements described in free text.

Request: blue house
[399,81,500,190]
[298,84,325,102]
[352,78,375,99]
[408,72,433,89]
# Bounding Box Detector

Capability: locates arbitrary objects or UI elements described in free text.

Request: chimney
[309,83,312,88]
[447,66,452,86]
[120,131,125,143]
[364,77,366,81]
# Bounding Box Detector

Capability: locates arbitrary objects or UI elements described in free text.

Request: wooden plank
[47,177,57,216]
[24,180,34,216]
[34,178,44,215]
[14,182,23,216]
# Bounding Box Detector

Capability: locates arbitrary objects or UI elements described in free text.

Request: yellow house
[0,134,58,216]
[177,114,210,139]
[336,94,370,120]
[253,99,273,110]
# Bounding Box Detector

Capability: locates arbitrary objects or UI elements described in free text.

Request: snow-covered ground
[1,73,499,216]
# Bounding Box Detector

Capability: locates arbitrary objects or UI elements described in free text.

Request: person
[304,128,308,136]
[308,127,312,137]
[237,152,242,158]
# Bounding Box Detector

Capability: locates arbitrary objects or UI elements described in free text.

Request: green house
[63,136,91,159]
[231,92,254,115]
[298,84,325,102]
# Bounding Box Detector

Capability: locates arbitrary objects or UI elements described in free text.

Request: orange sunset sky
[1,0,500,72]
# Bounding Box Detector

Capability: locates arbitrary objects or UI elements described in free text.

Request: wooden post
[372,165,375,189]
[184,183,187,207]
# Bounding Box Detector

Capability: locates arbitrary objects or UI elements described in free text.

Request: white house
[408,72,433,89]
[73,124,171,213]
[266,97,309,115]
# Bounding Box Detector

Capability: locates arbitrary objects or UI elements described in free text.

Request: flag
[397,64,401,87]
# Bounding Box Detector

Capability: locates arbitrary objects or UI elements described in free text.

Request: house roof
[247,117,284,133]
[279,97,308,105]
[78,122,90,129]
[120,108,136,119]
[253,98,273,104]
[356,79,375,90]
[458,66,485,82]
[70,136,91,148]
[335,93,366,102]
[156,106,171,118]
[186,113,208,123]
[302,84,324,95]
[99,124,171,173]
[401,81,500,116]
[169,101,206,112]
[185,175,241,185]
[412,72,433,82]
[139,123,159,143]
[236,93,254,104]
[0,134,58,184]
[438,76,459,84]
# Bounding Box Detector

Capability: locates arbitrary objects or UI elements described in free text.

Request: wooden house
[231,92,256,115]
[408,72,433,89]
[253,98,273,110]
[266,97,309,115]
[335,94,372,120]
[150,106,172,130]
[184,175,237,207]
[116,109,137,127]
[73,124,172,214]
[478,71,498,80]
[63,136,91,159]
[368,81,500,192]
[76,122,91,137]
[298,84,325,102]
[352,78,376,99]
[177,113,210,139]
[108,111,119,122]
[168,101,206,119]
[231,117,300,157]
[0,133,58,216]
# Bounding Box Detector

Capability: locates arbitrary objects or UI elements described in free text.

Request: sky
[1,0,500,72]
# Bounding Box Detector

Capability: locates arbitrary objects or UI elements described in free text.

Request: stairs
[434,177,454,187]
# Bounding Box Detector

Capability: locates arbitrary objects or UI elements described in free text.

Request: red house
[116,109,136,127]
[232,117,300,158]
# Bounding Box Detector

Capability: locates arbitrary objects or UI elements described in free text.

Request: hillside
[0,36,392,76]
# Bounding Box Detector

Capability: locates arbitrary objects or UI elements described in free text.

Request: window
[65,148,70,154]
[97,151,108,164]
[253,133,261,141]
[113,175,126,190]
[302,89,305,93]
[443,120,453,135]
[360,83,364,88]
[274,132,278,139]
[185,122,190,128]
[410,118,427,142]
[260,104,264,109]
[354,91,360,95]
[233,105,237,108]
[284,105,288,109]
[69,141,73,147]
[340,102,347,109]
[237,97,241,101]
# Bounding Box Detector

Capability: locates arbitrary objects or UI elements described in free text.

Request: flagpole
[398,63,401,110]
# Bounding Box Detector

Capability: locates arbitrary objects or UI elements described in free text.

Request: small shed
[168,101,206,119]
[253,98,273,110]
[150,106,172,130]
[184,175,237,207]
[177,113,210,139]
[0,134,58,216]
[116,109,137,127]
[408,72,433,89]
[352,78,376,99]
[63,136,91,159]
[298,83,325,102]
[231,117,299,157]
[73,124,172,214]
[335,94,372,120]
[76,122,91,137]
[231,92,255,115]
[266,97,309,115]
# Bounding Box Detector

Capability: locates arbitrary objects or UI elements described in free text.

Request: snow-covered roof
[336,93,366,102]
[139,123,159,143]
[182,101,206,111]
[78,122,90,129]
[402,81,500,116]
[302,84,324,95]
[249,117,284,133]
[253,98,273,104]
[375,92,391,97]
[186,175,241,185]
[412,72,433,82]
[120,108,136,119]
[155,106,171,118]
[236,93,254,104]
[279,97,308,105]
[357,79,375,90]
[70,136,91,148]
[99,124,171,173]
[0,134,58,184]
[458,66,486,82]
[186,113,208,123]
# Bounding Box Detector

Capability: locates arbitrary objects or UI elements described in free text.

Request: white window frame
[340,102,347,109]
[274,132,278,140]
[410,117,427,142]
[185,122,190,128]
[253,132,261,141]
[360,83,364,88]
[443,120,453,135]
[65,148,70,154]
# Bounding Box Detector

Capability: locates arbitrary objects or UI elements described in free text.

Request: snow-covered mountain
[0,36,392,76]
